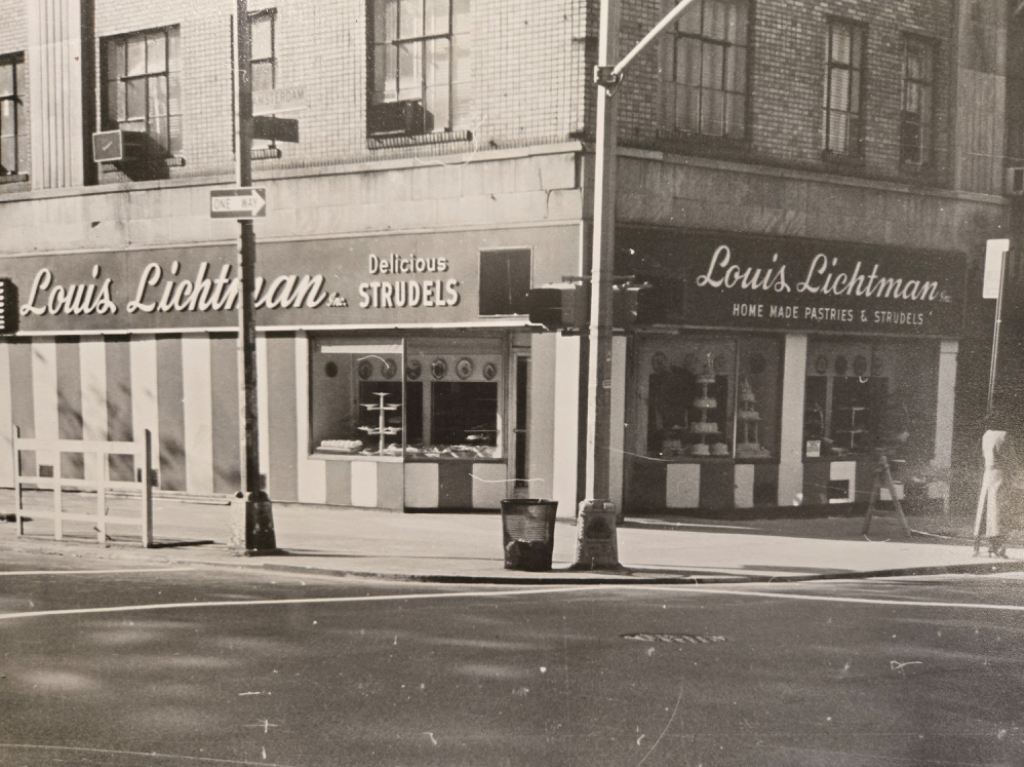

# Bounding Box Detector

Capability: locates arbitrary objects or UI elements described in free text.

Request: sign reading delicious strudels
[6,227,577,333]
[620,231,966,336]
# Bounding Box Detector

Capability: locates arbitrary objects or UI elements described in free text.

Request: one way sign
[210,187,267,218]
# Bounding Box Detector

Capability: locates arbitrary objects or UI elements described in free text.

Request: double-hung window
[101,27,182,157]
[663,0,749,139]
[0,54,23,176]
[823,19,865,157]
[368,0,471,137]
[901,36,935,167]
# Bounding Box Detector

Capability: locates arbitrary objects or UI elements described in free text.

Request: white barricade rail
[12,427,154,547]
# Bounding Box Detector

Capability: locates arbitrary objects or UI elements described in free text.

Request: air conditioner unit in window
[1006,166,1024,196]
[368,100,431,137]
[92,129,146,163]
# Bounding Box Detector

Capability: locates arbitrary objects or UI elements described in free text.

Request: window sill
[367,129,472,150]
[654,129,751,159]
[645,455,776,464]
[0,173,29,185]
[820,149,865,169]
[310,452,404,463]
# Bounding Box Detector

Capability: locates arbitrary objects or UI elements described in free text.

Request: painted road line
[639,584,1024,611]
[0,585,609,621]
[0,567,194,577]
[0,743,298,766]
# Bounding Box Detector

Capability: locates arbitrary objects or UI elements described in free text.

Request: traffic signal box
[526,280,649,332]
[527,282,587,331]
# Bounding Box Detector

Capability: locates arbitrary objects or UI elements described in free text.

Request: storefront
[0,224,581,512]
[619,228,965,515]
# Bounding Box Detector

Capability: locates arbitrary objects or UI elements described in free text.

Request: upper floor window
[663,0,749,139]
[368,0,471,138]
[823,19,865,157]
[101,27,182,157]
[0,54,24,177]
[901,36,935,167]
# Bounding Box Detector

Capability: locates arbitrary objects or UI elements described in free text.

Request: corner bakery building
[617,228,965,515]
[0,224,581,513]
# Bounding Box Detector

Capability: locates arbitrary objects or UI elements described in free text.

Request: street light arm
[607,0,700,83]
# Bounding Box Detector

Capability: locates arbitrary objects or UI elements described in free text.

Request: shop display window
[310,343,408,457]
[310,337,504,461]
[641,335,781,460]
[804,340,937,461]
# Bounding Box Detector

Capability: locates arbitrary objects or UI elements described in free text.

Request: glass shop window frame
[308,336,505,462]
[803,339,938,462]
[640,333,782,462]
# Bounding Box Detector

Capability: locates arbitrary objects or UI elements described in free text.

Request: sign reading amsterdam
[620,231,966,337]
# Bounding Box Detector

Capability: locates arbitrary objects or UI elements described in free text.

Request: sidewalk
[2,492,1023,584]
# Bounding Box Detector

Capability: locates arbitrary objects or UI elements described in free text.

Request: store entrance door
[513,355,529,492]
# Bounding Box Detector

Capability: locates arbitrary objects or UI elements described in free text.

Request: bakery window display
[689,355,728,457]
[735,378,770,459]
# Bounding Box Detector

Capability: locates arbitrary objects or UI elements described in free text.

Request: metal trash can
[500,498,559,571]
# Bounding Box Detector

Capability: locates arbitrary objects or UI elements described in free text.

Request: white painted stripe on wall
[0,343,13,486]
[666,463,700,508]
[181,335,214,495]
[528,333,556,508]
[471,462,506,509]
[551,334,581,520]
[294,333,327,504]
[609,336,627,512]
[405,462,439,507]
[829,460,857,503]
[79,338,108,482]
[777,334,807,506]
[256,333,270,494]
[130,336,160,483]
[351,461,378,508]
[32,339,59,472]
[734,463,755,508]
[935,340,958,470]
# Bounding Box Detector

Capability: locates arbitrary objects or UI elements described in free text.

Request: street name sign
[252,86,307,116]
[210,188,267,219]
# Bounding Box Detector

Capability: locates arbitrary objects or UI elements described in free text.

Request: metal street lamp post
[576,0,699,566]
[230,0,277,553]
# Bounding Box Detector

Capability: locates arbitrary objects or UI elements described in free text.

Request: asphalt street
[1,552,1023,767]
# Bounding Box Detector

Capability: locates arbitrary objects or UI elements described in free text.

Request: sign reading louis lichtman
[619,231,967,337]
[0,279,18,334]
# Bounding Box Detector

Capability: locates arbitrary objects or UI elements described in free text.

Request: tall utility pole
[583,0,699,503]
[231,0,276,552]
[584,0,620,503]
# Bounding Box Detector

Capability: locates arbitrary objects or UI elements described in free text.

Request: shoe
[988,537,1008,559]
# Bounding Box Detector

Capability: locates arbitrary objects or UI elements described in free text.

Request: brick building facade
[0,0,1015,524]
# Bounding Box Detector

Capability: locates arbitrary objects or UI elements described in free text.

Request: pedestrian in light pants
[974,418,1015,558]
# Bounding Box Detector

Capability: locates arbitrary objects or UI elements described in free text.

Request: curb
[4,532,1023,585]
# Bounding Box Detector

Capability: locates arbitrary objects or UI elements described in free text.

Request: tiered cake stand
[359,391,401,454]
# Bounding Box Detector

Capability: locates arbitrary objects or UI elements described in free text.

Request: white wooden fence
[13,427,154,547]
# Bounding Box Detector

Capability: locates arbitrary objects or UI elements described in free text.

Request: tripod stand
[862,450,911,536]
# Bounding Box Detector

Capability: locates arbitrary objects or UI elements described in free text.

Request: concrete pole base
[228,492,280,554]
[569,498,624,571]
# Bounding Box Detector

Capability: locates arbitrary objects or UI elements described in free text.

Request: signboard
[253,116,299,143]
[2,225,580,334]
[983,239,1010,299]
[619,230,966,337]
[252,86,307,116]
[210,188,267,218]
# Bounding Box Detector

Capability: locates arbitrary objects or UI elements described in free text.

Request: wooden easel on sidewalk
[862,450,911,536]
